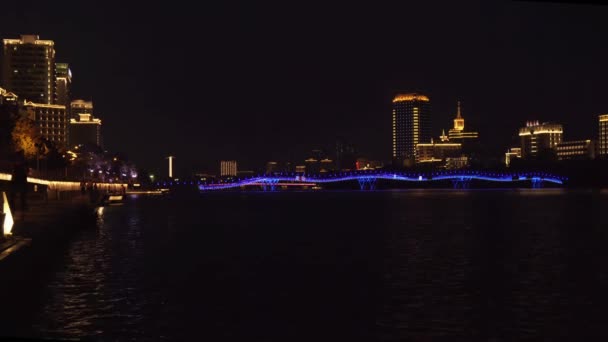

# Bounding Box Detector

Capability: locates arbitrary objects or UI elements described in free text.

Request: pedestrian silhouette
[10,150,28,212]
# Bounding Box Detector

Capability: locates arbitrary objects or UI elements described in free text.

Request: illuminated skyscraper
[55,63,71,106]
[1,35,56,104]
[600,114,608,158]
[392,93,431,164]
[518,121,563,159]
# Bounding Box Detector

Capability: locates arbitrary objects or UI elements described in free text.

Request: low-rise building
[505,147,522,167]
[355,158,384,170]
[415,142,462,163]
[22,100,68,147]
[220,160,237,177]
[555,140,595,160]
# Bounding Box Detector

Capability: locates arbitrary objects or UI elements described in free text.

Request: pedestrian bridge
[198,171,567,191]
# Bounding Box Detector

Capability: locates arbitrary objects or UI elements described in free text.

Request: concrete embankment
[0,193,99,338]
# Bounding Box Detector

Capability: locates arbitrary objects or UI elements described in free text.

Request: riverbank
[0,193,99,338]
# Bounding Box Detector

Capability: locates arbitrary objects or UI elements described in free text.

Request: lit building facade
[70,99,93,116]
[505,147,522,167]
[55,63,71,107]
[519,121,563,159]
[445,156,469,169]
[2,35,56,104]
[415,142,462,163]
[220,160,237,177]
[0,87,19,118]
[69,113,101,148]
[355,158,384,170]
[0,88,20,156]
[447,101,479,146]
[600,114,608,158]
[555,140,595,160]
[392,93,431,164]
[22,101,68,146]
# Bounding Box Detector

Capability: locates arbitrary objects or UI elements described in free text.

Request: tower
[453,101,464,131]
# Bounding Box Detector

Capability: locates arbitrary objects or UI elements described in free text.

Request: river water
[20,189,608,340]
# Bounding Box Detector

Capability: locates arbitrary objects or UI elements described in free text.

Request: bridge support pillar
[261,179,279,191]
[531,178,542,189]
[357,177,376,190]
[452,177,471,189]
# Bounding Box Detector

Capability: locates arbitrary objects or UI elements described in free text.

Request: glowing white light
[3,192,14,236]
[168,156,174,178]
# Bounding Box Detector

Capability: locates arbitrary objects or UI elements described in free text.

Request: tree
[11,114,40,159]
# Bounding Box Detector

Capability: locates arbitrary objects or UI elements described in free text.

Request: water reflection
[27,191,608,340]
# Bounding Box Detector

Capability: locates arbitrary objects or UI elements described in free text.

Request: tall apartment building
[2,35,56,104]
[392,93,431,164]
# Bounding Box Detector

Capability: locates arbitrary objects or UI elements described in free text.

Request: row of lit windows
[558,151,586,156]
[557,145,587,151]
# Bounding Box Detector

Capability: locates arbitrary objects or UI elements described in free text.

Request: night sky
[2,1,608,176]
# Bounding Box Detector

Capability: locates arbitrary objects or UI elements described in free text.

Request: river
[13,189,608,340]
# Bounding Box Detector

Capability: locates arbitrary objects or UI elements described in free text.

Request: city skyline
[2,2,608,174]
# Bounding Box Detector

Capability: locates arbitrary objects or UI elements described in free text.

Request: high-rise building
[600,114,608,158]
[2,35,56,104]
[519,121,563,159]
[55,63,72,107]
[220,160,237,177]
[69,113,101,148]
[556,140,595,160]
[22,101,67,146]
[392,93,431,164]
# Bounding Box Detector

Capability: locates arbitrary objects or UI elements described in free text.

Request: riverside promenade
[0,179,126,338]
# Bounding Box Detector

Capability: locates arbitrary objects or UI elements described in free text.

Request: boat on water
[101,193,124,205]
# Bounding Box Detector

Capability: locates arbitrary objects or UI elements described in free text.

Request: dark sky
[2,1,608,176]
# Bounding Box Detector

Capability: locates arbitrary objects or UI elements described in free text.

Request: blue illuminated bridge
[197,171,567,191]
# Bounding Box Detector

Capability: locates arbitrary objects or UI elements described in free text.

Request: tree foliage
[11,114,40,159]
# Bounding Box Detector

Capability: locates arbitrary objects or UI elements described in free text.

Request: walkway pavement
[10,194,93,239]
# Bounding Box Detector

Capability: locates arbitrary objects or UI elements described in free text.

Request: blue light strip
[198,171,566,191]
